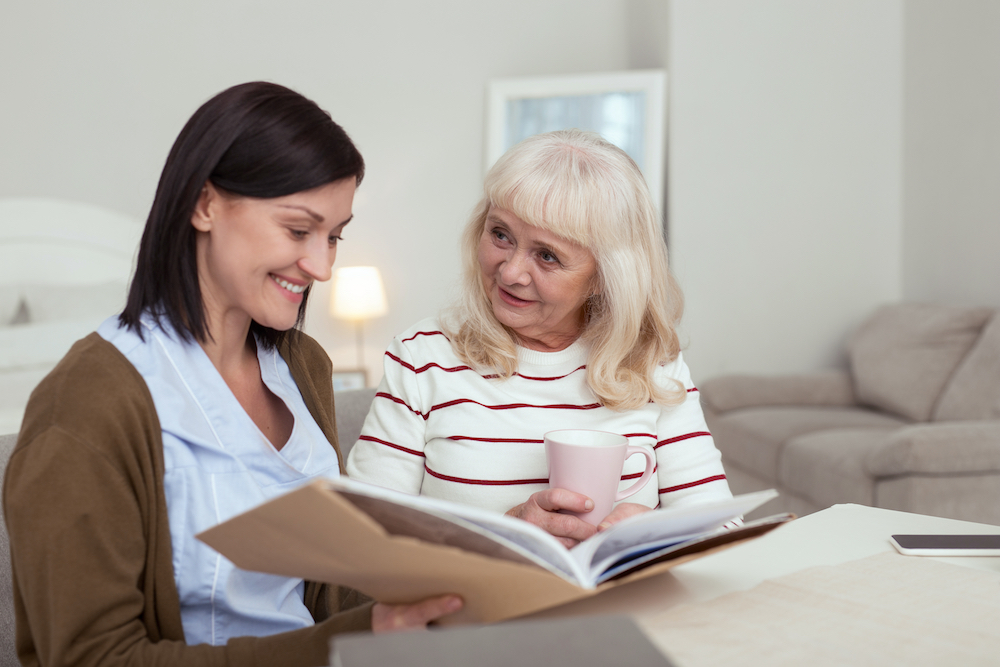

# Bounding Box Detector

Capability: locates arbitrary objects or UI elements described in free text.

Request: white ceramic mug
[544,429,656,526]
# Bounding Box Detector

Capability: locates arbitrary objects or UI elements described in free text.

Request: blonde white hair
[445,129,685,410]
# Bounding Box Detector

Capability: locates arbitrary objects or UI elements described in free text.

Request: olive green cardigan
[3,331,372,667]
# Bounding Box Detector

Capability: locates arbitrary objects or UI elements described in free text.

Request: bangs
[483,141,621,250]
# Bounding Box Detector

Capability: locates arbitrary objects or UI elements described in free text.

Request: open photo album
[198,478,790,624]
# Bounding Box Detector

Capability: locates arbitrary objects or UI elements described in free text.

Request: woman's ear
[191,182,216,232]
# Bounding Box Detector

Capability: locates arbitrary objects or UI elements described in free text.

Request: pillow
[22,281,128,324]
[0,286,20,325]
[0,317,104,370]
[933,311,1000,421]
[9,299,30,325]
[849,304,993,422]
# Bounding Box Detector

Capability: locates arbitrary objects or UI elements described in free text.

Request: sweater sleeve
[345,333,429,494]
[652,353,734,509]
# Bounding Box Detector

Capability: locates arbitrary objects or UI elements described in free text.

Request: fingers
[532,488,594,514]
[506,490,598,547]
[371,595,464,633]
[538,510,597,546]
[597,502,652,531]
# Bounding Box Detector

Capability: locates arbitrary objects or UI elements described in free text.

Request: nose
[297,237,335,282]
[498,249,531,286]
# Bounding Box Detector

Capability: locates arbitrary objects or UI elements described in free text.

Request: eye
[329,234,344,247]
[491,228,510,243]
[539,250,559,264]
[289,228,309,240]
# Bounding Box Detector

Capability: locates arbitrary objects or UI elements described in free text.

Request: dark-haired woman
[3,82,460,667]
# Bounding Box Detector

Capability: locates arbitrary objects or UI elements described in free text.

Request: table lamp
[329,266,388,377]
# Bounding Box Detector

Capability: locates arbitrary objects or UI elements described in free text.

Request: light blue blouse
[98,315,341,646]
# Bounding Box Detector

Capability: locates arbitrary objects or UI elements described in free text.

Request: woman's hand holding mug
[507,429,656,547]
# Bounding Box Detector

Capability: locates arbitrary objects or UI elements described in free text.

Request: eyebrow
[278,204,324,222]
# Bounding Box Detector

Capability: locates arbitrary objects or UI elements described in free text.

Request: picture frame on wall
[332,369,367,392]
[486,69,667,216]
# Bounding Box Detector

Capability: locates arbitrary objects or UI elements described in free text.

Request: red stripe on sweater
[658,474,727,494]
[449,434,656,445]
[447,435,545,444]
[621,465,658,481]
[426,398,603,418]
[386,351,586,382]
[426,467,661,486]
[424,466,549,486]
[688,387,699,393]
[377,392,600,420]
[654,431,711,449]
[357,435,425,458]
[401,330,449,343]
[385,351,472,375]
[374,391,424,418]
[509,365,588,382]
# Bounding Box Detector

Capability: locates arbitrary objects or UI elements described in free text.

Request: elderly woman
[347,129,733,547]
[3,82,460,667]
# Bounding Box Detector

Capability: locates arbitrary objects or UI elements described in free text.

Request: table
[528,504,1000,665]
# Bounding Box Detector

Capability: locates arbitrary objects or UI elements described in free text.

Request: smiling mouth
[271,275,307,294]
[498,287,532,306]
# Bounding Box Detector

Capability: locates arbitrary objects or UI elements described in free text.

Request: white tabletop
[529,503,1000,621]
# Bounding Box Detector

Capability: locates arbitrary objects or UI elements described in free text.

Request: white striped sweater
[346,318,733,516]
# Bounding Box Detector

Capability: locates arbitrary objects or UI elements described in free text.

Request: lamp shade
[330,266,388,321]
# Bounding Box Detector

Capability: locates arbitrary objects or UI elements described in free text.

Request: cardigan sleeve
[3,335,372,667]
[6,425,368,667]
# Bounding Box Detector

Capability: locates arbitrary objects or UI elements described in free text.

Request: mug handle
[615,446,656,501]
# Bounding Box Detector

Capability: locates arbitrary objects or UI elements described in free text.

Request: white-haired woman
[347,129,733,547]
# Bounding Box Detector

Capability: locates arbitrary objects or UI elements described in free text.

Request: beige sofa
[702,303,1000,524]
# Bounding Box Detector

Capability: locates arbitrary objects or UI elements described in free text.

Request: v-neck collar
[100,315,328,487]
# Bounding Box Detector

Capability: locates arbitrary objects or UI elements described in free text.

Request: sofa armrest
[865,420,1000,476]
[699,370,855,414]
[334,387,378,461]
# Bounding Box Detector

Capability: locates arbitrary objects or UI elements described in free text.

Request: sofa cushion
[849,304,993,422]
[708,406,907,481]
[933,312,1000,421]
[21,281,128,324]
[877,474,1000,525]
[700,371,855,414]
[779,427,898,508]
[865,421,1000,476]
[0,287,19,326]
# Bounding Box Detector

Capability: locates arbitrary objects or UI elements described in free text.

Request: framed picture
[332,369,367,392]
[486,69,667,215]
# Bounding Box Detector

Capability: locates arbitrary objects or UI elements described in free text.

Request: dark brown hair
[120,81,364,347]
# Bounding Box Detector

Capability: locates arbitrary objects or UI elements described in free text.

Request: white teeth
[272,276,306,294]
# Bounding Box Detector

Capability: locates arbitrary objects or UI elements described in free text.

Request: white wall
[903,0,1000,308]
[8,1,994,388]
[668,0,904,380]
[0,0,637,383]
